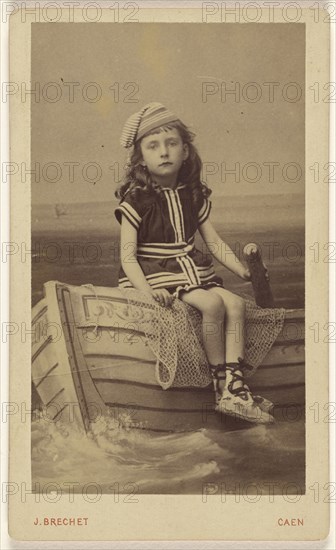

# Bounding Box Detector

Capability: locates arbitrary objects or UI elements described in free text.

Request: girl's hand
[240,267,251,281]
[152,288,175,308]
[240,264,270,282]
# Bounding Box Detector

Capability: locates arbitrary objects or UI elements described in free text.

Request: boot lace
[225,357,253,402]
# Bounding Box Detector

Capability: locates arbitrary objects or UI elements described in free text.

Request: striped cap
[120,102,180,148]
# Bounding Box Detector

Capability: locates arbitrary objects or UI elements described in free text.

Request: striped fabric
[198,198,211,225]
[137,237,195,259]
[115,184,219,293]
[115,201,142,230]
[118,264,217,289]
[120,102,180,148]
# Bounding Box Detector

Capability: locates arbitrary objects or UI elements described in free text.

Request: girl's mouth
[159,162,173,166]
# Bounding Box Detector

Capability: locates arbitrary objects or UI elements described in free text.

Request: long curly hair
[115,120,211,212]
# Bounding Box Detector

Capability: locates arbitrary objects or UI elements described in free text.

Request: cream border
[9,4,330,542]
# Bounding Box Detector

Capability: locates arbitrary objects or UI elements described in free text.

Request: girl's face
[139,128,189,183]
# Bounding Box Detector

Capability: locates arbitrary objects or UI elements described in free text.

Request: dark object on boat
[243,243,275,308]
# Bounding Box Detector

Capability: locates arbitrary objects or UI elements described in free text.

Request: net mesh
[120,288,286,390]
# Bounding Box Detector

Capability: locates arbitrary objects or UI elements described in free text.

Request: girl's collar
[160,183,187,191]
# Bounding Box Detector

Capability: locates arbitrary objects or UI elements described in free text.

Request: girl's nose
[159,145,168,157]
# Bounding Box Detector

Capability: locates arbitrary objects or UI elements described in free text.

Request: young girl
[115,102,274,424]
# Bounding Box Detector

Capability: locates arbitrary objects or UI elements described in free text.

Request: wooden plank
[32,335,53,364]
[32,298,48,327]
[75,313,305,345]
[94,375,305,413]
[71,286,304,336]
[94,379,213,411]
[274,322,305,344]
[88,357,304,391]
[87,358,158,385]
[249,383,305,406]
[252,363,305,386]
[31,310,50,355]
[32,344,59,382]
[37,384,65,410]
[282,309,305,321]
[252,328,304,347]
[261,344,304,366]
[34,362,59,388]
[32,338,83,381]
[77,327,155,362]
[80,328,304,368]
[57,286,108,430]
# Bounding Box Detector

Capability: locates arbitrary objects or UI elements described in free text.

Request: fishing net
[120,288,285,390]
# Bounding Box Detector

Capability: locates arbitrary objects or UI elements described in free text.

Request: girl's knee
[228,296,246,318]
[201,293,225,318]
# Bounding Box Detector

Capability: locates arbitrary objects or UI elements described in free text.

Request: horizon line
[32,192,305,207]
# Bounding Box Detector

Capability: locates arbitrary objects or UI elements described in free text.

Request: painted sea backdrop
[31,193,305,495]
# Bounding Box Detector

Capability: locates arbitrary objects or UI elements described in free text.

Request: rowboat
[31,280,305,433]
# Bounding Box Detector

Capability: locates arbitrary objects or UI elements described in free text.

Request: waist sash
[137,237,195,259]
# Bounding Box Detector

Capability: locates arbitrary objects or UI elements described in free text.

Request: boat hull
[32,282,305,432]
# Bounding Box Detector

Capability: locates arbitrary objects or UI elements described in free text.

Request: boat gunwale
[92,376,305,393]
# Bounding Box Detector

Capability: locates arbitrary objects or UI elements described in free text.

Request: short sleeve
[114,191,143,231]
[198,198,212,226]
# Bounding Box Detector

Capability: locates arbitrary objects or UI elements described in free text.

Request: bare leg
[208,287,246,363]
[205,287,247,394]
[179,288,225,366]
[178,288,274,424]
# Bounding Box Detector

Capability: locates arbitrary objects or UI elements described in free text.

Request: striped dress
[114,183,224,298]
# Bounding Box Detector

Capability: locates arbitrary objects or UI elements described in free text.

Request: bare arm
[119,216,175,306]
[199,219,250,280]
[120,216,153,292]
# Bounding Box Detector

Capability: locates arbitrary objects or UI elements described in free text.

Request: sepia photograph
[6,3,331,543]
[30,19,305,495]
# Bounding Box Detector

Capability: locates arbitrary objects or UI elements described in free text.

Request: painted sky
[31,23,305,204]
